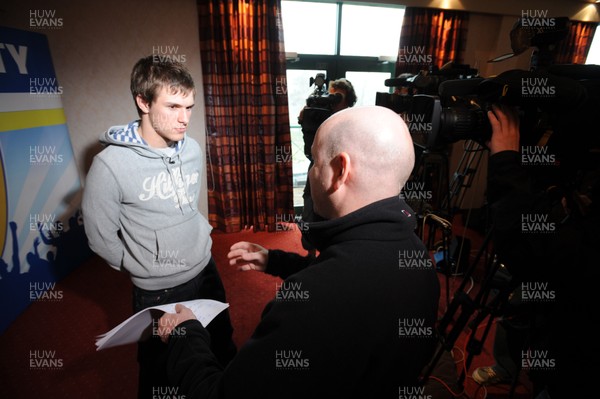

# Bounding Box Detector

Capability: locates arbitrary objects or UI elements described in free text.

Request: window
[345,71,392,107]
[282,1,405,208]
[586,26,600,65]
[339,4,404,57]
[280,2,338,55]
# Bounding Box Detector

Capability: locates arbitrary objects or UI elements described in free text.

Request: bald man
[158,106,440,398]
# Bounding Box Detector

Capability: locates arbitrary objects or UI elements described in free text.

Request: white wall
[0,0,209,215]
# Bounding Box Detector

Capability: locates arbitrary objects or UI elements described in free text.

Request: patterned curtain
[395,7,469,76]
[555,21,598,64]
[198,0,293,233]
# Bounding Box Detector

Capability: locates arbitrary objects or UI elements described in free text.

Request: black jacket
[167,196,440,398]
[487,150,600,396]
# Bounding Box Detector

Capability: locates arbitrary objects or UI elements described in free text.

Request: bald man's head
[309,106,415,219]
[318,106,414,190]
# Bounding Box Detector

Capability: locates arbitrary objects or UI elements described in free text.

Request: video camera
[299,73,343,159]
[300,73,343,135]
[305,73,343,108]
[376,64,486,150]
[378,70,597,152]
[376,16,599,151]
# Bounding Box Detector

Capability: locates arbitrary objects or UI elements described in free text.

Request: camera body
[376,17,598,152]
[377,65,598,151]
[376,66,489,150]
[306,92,343,109]
[303,72,343,110]
[299,73,344,160]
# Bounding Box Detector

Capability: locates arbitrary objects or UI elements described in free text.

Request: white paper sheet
[95,299,229,351]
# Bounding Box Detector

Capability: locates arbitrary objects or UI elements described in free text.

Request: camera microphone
[438,78,484,97]
[384,77,411,87]
[384,74,434,90]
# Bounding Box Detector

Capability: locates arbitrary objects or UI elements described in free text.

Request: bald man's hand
[158,304,197,343]
[227,241,269,272]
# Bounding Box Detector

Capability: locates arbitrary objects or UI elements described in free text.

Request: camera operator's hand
[487,104,520,155]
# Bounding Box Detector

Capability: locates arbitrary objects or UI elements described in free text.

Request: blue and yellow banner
[0,26,91,334]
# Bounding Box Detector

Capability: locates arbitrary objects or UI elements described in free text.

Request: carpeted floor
[0,229,306,399]
[0,226,534,398]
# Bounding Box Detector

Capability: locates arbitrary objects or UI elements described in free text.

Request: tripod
[408,140,487,310]
[406,144,451,226]
[419,223,516,394]
[441,139,488,215]
[410,139,487,257]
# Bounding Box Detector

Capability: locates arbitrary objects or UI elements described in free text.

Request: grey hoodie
[82,120,212,290]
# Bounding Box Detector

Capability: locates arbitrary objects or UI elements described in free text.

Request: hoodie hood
[100,120,184,158]
[301,196,417,251]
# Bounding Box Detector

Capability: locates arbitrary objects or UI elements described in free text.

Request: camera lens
[441,106,490,143]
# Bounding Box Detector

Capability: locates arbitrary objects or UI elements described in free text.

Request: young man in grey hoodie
[82,55,236,398]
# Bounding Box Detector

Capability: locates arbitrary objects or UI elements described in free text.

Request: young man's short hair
[130,55,195,115]
[330,78,357,108]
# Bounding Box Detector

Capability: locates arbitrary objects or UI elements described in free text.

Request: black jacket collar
[302,196,417,251]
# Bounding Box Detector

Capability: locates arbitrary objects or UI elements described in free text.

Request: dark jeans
[133,257,237,399]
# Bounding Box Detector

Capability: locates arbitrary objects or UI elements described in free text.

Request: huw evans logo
[152,386,186,399]
[30,282,63,302]
[399,386,432,399]
[397,46,433,65]
[521,214,555,234]
[275,75,287,96]
[152,319,187,339]
[275,281,310,302]
[29,350,63,369]
[521,146,557,166]
[521,10,556,29]
[152,249,187,269]
[521,281,556,302]
[30,146,64,165]
[29,77,63,96]
[275,214,309,232]
[30,213,64,232]
[521,349,556,371]
[29,10,63,29]
[401,113,433,135]
[521,77,556,97]
[152,45,187,63]
[400,182,433,202]
[398,318,433,338]
[275,350,310,370]
[398,250,434,269]
[275,146,293,163]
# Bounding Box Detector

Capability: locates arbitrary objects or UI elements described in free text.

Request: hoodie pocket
[152,213,212,277]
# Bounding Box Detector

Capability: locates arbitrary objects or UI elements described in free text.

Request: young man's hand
[227,242,269,272]
[487,104,520,155]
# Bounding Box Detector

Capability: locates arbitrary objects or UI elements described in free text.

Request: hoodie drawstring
[162,154,195,214]
[176,154,194,213]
